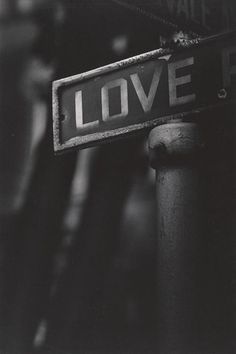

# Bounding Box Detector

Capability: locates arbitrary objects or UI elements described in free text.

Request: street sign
[112,0,236,36]
[53,30,236,152]
[157,0,236,34]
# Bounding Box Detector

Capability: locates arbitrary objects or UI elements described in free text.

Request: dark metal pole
[148,117,236,354]
[148,122,204,353]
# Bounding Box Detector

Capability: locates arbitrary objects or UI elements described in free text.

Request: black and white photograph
[0,1,236,353]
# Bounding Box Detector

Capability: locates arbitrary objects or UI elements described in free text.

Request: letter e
[168,57,196,107]
[222,46,236,88]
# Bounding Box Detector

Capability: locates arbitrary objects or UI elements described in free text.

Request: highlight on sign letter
[101,78,129,122]
[130,64,163,113]
[168,57,196,107]
[222,46,236,88]
[75,90,99,130]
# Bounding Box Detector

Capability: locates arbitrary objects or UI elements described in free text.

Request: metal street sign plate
[53,31,236,152]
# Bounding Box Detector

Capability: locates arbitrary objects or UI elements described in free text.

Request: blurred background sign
[112,0,236,37]
[53,30,236,152]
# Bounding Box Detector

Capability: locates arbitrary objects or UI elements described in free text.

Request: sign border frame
[53,30,236,153]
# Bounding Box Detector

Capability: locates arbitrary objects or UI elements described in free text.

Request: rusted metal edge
[53,100,236,153]
[52,29,236,153]
[52,81,61,153]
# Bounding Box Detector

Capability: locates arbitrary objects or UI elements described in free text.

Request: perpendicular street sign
[113,0,236,36]
[53,30,236,153]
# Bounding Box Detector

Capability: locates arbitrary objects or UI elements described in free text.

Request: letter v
[130,64,163,113]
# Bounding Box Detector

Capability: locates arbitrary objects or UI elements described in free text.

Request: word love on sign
[53,31,236,152]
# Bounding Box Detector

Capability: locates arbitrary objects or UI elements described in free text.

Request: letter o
[101,78,128,121]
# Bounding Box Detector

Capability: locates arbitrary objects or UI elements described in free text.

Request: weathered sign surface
[53,30,236,152]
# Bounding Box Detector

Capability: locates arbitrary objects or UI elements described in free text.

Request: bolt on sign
[53,30,236,152]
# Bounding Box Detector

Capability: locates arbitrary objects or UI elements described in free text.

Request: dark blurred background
[0,1,236,354]
[0,1,160,353]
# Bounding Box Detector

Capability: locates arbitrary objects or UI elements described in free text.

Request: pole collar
[148,122,204,168]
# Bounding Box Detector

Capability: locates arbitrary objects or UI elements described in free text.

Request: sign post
[149,122,204,352]
[52,30,236,353]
